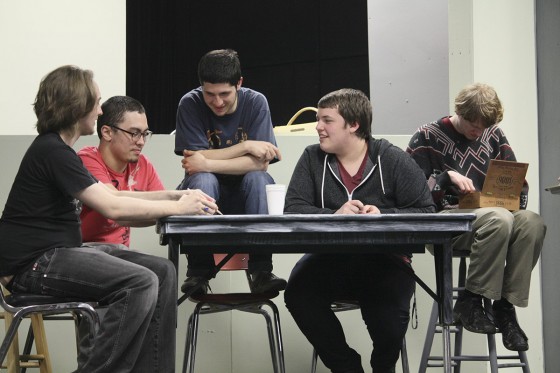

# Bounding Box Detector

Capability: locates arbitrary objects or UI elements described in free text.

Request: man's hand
[335,200,380,215]
[448,170,476,194]
[177,189,219,215]
[243,140,282,162]
[182,150,208,174]
[171,188,214,202]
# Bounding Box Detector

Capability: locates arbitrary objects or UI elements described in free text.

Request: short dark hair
[34,65,97,135]
[198,49,242,86]
[318,88,372,140]
[96,96,146,138]
[454,83,504,128]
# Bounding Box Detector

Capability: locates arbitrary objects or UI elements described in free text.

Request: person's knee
[178,172,219,192]
[152,257,177,285]
[284,279,314,313]
[131,269,160,310]
[242,171,273,189]
[284,281,300,310]
[477,207,514,233]
[515,210,546,234]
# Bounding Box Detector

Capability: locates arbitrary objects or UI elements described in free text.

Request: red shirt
[78,146,165,247]
[337,152,368,194]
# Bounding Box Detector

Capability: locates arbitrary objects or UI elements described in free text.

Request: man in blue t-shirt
[175,49,287,295]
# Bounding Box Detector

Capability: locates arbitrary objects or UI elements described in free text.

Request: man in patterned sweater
[407,83,546,351]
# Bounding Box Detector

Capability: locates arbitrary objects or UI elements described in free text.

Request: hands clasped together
[336,200,381,215]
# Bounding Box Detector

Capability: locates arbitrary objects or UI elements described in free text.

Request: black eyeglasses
[109,125,153,142]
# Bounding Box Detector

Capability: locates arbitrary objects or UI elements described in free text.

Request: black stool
[418,251,530,373]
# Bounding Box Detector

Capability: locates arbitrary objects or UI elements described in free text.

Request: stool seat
[5,293,96,307]
[189,290,279,304]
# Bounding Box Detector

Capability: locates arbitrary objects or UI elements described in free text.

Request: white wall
[0,0,126,135]
[368,0,449,134]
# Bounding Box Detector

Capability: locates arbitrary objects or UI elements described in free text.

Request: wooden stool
[1,312,52,373]
[1,286,98,373]
[418,253,530,373]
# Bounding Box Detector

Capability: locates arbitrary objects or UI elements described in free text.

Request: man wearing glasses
[78,95,164,247]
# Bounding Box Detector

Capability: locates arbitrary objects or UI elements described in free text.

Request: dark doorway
[127,0,369,134]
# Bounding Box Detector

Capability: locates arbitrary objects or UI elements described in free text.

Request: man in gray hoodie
[284,89,436,373]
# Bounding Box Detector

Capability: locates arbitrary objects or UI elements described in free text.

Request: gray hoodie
[285,138,436,215]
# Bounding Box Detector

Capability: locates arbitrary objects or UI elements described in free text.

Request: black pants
[284,253,414,373]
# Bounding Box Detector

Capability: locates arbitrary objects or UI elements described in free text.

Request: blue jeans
[178,171,275,277]
[10,244,177,373]
[284,254,414,373]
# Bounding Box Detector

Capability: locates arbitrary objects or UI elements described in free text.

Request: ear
[100,125,113,141]
[236,77,244,90]
[348,121,360,133]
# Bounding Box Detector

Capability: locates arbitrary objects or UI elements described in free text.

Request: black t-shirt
[0,133,97,275]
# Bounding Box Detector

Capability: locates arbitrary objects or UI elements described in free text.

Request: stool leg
[518,350,531,373]
[30,314,52,373]
[256,308,279,373]
[486,333,498,373]
[182,313,194,373]
[20,324,34,373]
[453,324,463,373]
[2,312,21,373]
[418,300,439,373]
[184,303,203,373]
[481,298,497,373]
[264,301,285,373]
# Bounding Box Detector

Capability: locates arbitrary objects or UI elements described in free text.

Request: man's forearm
[116,190,179,201]
[204,155,268,175]
[198,142,248,160]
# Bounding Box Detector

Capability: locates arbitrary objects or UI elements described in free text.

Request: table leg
[168,238,180,279]
[434,241,453,373]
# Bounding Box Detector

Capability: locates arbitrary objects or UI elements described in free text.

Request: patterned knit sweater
[406,116,528,211]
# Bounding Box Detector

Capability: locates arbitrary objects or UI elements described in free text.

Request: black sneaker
[181,276,210,295]
[492,300,529,351]
[453,295,497,334]
[250,271,287,293]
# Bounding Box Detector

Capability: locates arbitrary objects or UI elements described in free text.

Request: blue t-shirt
[174,87,277,155]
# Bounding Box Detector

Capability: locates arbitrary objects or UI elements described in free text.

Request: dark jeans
[10,243,177,373]
[178,171,275,277]
[284,254,414,373]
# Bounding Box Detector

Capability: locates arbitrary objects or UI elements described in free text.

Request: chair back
[213,254,249,271]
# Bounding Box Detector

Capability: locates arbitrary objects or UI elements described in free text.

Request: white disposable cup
[265,184,287,215]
